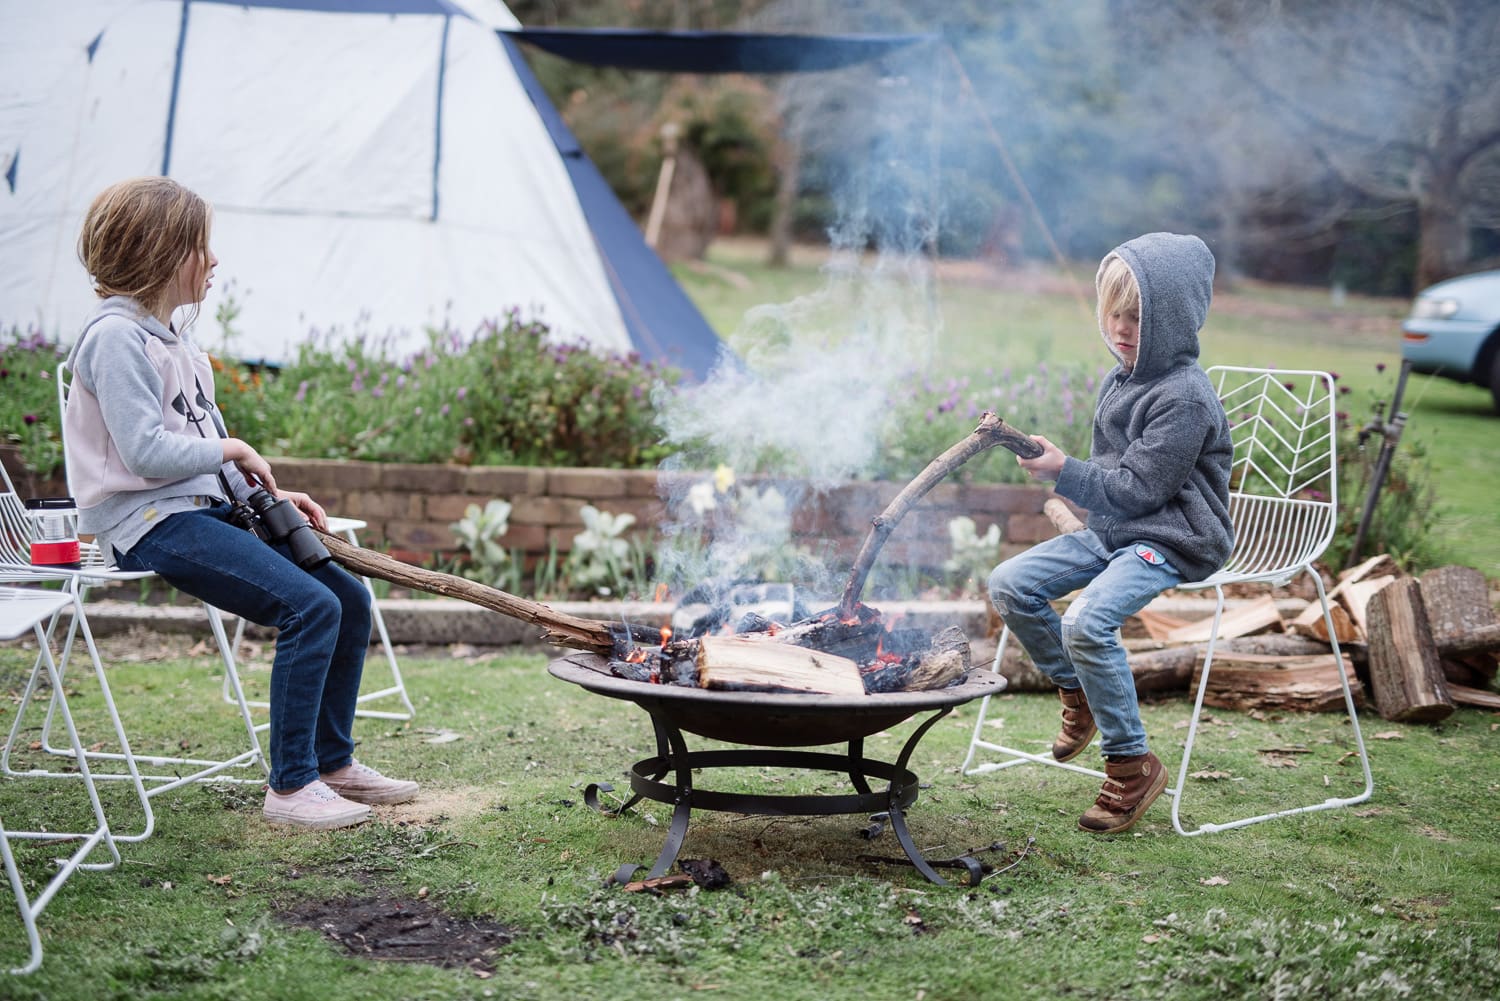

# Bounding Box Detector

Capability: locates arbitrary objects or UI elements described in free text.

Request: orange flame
[653,583,670,603]
[874,636,904,666]
[660,625,673,646]
[625,648,647,664]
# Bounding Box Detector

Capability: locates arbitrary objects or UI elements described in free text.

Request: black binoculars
[229,488,331,570]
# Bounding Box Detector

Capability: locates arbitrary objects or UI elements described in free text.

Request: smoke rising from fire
[653,57,946,598]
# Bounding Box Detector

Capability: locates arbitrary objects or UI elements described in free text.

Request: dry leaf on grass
[1199,875,1230,886]
[1372,731,1404,740]
[1190,769,1233,780]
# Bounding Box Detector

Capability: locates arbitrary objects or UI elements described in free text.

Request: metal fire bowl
[548,651,1005,747]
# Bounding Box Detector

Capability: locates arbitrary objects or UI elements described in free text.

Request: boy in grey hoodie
[988,232,1233,834]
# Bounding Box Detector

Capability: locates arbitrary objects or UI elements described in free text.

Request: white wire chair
[962,367,1374,836]
[1,586,119,975]
[0,448,267,846]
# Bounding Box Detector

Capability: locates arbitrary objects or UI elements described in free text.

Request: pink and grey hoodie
[63,297,232,560]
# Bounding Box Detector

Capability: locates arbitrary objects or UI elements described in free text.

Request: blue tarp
[505,28,933,75]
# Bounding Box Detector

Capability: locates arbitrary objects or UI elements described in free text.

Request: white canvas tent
[0,0,720,372]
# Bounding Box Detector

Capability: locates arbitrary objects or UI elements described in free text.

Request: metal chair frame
[222,516,415,729]
[2,439,266,847]
[1,586,120,975]
[962,367,1374,835]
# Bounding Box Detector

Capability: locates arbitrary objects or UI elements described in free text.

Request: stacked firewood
[1123,556,1499,722]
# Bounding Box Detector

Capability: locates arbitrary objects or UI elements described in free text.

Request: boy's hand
[1018,435,1066,481]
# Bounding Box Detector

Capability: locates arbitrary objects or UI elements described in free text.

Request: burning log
[838,411,1040,619]
[694,635,865,696]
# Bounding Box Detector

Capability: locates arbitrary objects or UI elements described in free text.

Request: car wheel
[1492,349,1500,414]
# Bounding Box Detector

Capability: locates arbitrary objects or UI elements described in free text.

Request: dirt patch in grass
[378,786,495,827]
[276,889,515,974]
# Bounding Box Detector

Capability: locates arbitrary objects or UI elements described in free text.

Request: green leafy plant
[943,515,1002,597]
[447,499,519,591]
[565,505,637,597]
[0,328,66,480]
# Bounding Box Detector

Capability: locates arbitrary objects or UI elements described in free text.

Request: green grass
[2,639,1497,999]
[673,240,1500,575]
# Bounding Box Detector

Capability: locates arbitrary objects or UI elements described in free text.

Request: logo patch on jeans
[1135,544,1165,566]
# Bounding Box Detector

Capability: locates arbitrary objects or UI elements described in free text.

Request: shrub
[0,328,66,480]
[215,312,680,470]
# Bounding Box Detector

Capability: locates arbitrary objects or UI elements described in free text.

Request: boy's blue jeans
[988,529,1182,759]
[115,504,371,792]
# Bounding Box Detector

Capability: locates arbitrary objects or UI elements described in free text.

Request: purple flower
[23,414,37,425]
[456,386,468,401]
[294,380,309,403]
[1376,362,1386,373]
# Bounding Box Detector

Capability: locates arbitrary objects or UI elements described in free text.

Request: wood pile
[1120,555,1500,721]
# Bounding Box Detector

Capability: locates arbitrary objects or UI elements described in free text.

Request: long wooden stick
[315,531,615,654]
[838,412,1040,618]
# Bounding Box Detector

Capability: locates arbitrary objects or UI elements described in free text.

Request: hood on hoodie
[1095,233,1215,382]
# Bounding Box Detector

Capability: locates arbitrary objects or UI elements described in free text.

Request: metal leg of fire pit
[586,707,971,886]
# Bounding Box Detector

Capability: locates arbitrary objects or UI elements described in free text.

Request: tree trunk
[767,126,802,268]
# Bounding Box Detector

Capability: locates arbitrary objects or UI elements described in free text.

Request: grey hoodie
[1052,233,1234,582]
[63,297,231,559]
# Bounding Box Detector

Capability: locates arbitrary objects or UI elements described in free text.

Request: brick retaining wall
[273,457,1065,569]
[2,447,1067,569]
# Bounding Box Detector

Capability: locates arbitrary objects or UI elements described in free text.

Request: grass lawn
[673,240,1500,576]
[1,638,1497,999]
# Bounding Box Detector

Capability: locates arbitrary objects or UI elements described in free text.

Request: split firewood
[1340,576,1398,640]
[1127,634,1339,696]
[1162,594,1284,644]
[1192,651,1363,714]
[1365,577,1454,723]
[907,625,971,690]
[839,411,1040,618]
[315,530,615,654]
[1447,684,1500,710]
[694,635,865,696]
[1419,565,1500,686]
[1043,497,1085,535]
[1338,553,1400,585]
[1288,599,1360,644]
[1134,607,1193,641]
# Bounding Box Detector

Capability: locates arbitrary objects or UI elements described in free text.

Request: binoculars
[229,488,331,570]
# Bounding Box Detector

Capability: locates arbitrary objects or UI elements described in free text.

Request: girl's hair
[77,176,211,323]
[1096,254,1140,319]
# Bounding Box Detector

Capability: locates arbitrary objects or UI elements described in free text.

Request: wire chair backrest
[1207,366,1339,582]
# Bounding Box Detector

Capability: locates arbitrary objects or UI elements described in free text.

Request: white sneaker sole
[262,805,371,830]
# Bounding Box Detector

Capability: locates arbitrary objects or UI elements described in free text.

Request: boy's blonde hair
[1096,253,1140,319]
[77,177,211,322]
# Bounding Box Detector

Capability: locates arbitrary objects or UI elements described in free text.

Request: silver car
[1402,269,1500,412]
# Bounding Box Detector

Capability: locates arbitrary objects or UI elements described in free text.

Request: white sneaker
[320,759,419,805]
[263,780,371,830]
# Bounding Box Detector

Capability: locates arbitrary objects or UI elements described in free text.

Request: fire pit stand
[549,652,1005,886]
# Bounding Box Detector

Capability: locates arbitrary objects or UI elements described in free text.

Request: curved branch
[837,412,1040,618]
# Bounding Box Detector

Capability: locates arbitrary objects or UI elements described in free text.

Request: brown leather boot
[1051,687,1097,762]
[1078,751,1168,834]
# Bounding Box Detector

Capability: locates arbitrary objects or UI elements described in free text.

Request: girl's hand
[223,438,277,494]
[1017,435,1067,482]
[278,490,327,532]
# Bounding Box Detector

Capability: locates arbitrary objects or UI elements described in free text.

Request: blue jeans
[988,529,1182,758]
[116,504,371,792]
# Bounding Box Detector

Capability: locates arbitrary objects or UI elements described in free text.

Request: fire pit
[314,413,1037,885]
[549,651,1004,886]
